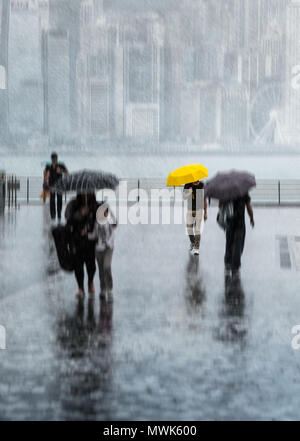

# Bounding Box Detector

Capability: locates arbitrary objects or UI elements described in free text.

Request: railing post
[27,178,29,204]
[8,176,10,208]
[14,176,17,208]
[278,180,281,206]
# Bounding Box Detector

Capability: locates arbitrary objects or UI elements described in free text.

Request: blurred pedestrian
[89,203,117,302]
[183,180,207,255]
[221,194,254,278]
[65,193,98,298]
[45,152,68,222]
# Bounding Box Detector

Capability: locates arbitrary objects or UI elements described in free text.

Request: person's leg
[74,256,85,295]
[194,209,203,250]
[232,226,246,272]
[186,210,195,248]
[85,245,96,294]
[50,192,56,219]
[103,249,113,291]
[225,226,235,269]
[96,250,106,296]
[57,193,63,220]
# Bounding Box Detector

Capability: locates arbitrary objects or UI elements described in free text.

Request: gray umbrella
[50,169,119,194]
[205,170,256,201]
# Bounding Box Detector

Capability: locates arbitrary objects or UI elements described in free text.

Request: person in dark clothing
[65,193,99,298]
[183,180,207,255]
[222,193,254,276]
[46,152,68,221]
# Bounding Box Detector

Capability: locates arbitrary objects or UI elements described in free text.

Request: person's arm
[246,200,254,227]
[57,163,68,175]
[45,167,50,184]
[204,197,208,221]
[183,185,192,200]
[109,208,118,227]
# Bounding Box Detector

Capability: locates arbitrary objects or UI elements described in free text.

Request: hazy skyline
[0,0,299,152]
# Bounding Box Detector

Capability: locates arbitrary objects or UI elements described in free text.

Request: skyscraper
[46,29,71,139]
[77,0,113,140]
[123,13,162,141]
[48,0,82,134]
[0,0,10,141]
[285,0,300,144]
[9,0,44,139]
[161,11,183,142]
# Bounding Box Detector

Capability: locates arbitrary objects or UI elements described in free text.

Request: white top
[88,216,117,251]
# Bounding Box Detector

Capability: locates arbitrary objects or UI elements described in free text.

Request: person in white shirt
[88,203,117,302]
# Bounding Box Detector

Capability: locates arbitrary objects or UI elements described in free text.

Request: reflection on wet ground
[1,205,300,420]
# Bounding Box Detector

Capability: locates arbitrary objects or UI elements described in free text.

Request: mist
[0,0,298,154]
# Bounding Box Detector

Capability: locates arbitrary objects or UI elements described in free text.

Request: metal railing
[3,176,300,206]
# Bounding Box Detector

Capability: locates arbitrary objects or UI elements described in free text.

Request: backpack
[217,201,234,230]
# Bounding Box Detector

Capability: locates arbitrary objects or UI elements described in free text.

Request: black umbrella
[205,170,256,201]
[50,170,119,194]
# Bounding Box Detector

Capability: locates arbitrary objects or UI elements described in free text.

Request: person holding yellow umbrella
[167,164,208,256]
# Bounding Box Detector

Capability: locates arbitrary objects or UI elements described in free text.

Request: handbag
[216,201,234,231]
[52,225,75,272]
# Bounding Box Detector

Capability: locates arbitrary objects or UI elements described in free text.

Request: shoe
[107,290,113,303]
[88,282,95,295]
[99,291,106,300]
[76,289,85,299]
[193,248,199,256]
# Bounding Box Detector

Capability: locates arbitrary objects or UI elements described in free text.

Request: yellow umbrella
[166,164,208,187]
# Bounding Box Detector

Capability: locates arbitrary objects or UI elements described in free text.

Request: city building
[8,0,44,139]
[220,85,249,146]
[47,0,82,135]
[46,29,71,140]
[285,0,300,145]
[122,13,162,141]
[0,0,10,141]
[77,0,113,140]
[2,0,295,149]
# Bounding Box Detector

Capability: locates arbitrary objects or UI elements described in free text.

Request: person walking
[88,203,117,302]
[65,194,98,298]
[45,152,68,222]
[222,194,254,278]
[184,180,207,255]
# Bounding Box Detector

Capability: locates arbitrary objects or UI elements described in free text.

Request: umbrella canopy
[50,170,119,194]
[205,170,256,201]
[166,164,208,187]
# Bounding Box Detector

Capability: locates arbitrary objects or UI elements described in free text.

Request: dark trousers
[96,249,113,292]
[50,192,63,220]
[74,244,96,291]
[225,225,246,271]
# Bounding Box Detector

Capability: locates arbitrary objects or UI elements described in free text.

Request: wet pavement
[1,204,300,420]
